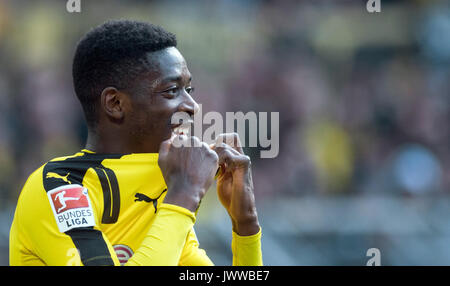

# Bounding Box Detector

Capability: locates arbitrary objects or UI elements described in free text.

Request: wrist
[158,203,197,223]
[164,181,205,212]
[232,217,260,236]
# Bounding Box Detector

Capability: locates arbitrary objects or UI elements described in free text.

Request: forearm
[125,203,196,266]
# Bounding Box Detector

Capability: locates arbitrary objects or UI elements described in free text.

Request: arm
[161,134,263,266]
[128,134,218,266]
[211,133,263,266]
[126,204,197,266]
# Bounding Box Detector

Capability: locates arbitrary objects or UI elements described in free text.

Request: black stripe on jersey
[42,152,126,266]
[66,227,115,266]
[43,152,124,224]
[94,167,121,224]
[42,152,124,191]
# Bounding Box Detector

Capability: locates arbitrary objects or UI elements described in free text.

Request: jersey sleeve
[125,203,197,266]
[178,227,214,266]
[177,224,264,266]
[231,228,263,266]
[33,227,119,266]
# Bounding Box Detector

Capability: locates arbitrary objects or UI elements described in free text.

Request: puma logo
[134,189,167,213]
[46,172,71,184]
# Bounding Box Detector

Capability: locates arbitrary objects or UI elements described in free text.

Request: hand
[211,133,260,236]
[158,134,218,212]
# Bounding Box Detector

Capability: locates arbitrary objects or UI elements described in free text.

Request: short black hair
[72,19,177,128]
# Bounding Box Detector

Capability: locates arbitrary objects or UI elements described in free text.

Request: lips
[171,121,192,136]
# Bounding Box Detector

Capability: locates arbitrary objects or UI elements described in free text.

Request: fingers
[160,134,218,164]
[158,133,177,157]
[163,133,243,154]
[171,134,189,148]
[160,134,224,179]
[210,133,250,175]
[215,133,244,154]
[169,134,208,148]
[212,143,251,172]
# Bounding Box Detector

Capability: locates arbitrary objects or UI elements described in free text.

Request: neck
[84,127,160,154]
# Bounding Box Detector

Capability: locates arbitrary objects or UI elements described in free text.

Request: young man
[9,20,262,266]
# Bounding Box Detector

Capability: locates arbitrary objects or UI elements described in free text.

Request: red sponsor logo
[50,186,89,214]
[113,245,134,265]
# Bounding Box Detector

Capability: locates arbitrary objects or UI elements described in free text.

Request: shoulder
[15,151,102,233]
[42,151,89,191]
[17,152,86,205]
[42,151,126,191]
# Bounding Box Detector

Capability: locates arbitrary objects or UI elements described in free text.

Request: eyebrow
[160,74,192,84]
[150,74,192,91]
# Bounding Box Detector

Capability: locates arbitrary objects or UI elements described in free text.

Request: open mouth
[171,121,192,136]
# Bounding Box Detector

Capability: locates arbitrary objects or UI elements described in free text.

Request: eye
[185,86,195,94]
[162,86,179,97]
[167,87,179,94]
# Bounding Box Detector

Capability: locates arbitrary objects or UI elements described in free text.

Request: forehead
[145,47,190,84]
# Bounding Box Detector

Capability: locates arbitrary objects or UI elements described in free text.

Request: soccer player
[9,20,262,266]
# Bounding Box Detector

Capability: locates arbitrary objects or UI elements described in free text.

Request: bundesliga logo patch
[47,184,95,233]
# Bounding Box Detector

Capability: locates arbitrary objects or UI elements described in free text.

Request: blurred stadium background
[0,0,449,265]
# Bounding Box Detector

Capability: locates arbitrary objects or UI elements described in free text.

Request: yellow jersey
[9,149,263,266]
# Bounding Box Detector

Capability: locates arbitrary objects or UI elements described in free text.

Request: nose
[178,91,199,117]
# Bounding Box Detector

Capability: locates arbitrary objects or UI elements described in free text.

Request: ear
[100,87,128,123]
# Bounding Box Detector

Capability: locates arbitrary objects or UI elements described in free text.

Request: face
[125,47,199,153]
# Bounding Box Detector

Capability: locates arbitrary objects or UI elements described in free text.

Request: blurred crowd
[0,0,449,265]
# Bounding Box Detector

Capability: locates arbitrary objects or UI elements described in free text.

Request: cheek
[147,97,180,124]
[130,103,174,135]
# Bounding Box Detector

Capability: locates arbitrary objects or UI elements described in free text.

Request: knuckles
[190,136,201,145]
[160,135,219,165]
[216,132,240,147]
[238,154,251,168]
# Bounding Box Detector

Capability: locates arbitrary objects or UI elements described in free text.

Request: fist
[158,135,219,212]
[211,133,260,235]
